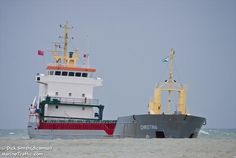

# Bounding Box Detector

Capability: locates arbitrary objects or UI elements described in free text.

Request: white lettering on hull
[140,125,158,130]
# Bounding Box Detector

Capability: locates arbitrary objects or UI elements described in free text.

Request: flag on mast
[37,50,44,56]
[162,56,169,62]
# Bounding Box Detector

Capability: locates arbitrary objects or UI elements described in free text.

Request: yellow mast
[169,48,175,82]
[51,22,79,67]
[61,22,73,64]
[167,48,175,113]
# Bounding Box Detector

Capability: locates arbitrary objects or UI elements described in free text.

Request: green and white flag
[162,56,169,62]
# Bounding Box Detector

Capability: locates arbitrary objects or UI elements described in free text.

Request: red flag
[37,50,44,56]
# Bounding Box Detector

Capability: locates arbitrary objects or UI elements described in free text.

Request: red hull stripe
[38,122,116,135]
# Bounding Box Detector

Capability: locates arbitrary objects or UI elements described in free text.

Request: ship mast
[148,48,186,115]
[167,48,175,113]
[60,22,73,64]
[50,22,79,66]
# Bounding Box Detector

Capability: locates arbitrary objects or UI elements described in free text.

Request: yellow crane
[148,48,186,115]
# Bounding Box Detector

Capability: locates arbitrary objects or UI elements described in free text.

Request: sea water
[0,129,236,158]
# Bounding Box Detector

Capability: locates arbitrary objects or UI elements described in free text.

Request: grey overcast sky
[0,0,235,129]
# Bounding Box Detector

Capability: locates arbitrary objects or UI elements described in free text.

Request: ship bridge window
[49,71,54,75]
[82,73,88,77]
[62,71,68,76]
[69,72,75,76]
[55,71,61,76]
[75,72,81,77]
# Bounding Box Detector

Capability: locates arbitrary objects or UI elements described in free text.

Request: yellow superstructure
[148,48,187,115]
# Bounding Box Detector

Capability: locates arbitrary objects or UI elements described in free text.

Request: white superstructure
[35,23,103,120]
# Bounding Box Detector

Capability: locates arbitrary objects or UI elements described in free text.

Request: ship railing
[47,96,99,105]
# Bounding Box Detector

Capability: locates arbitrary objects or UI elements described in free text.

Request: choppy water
[0,129,236,158]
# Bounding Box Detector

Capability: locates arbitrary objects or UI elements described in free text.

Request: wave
[199,129,236,139]
[199,130,209,135]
